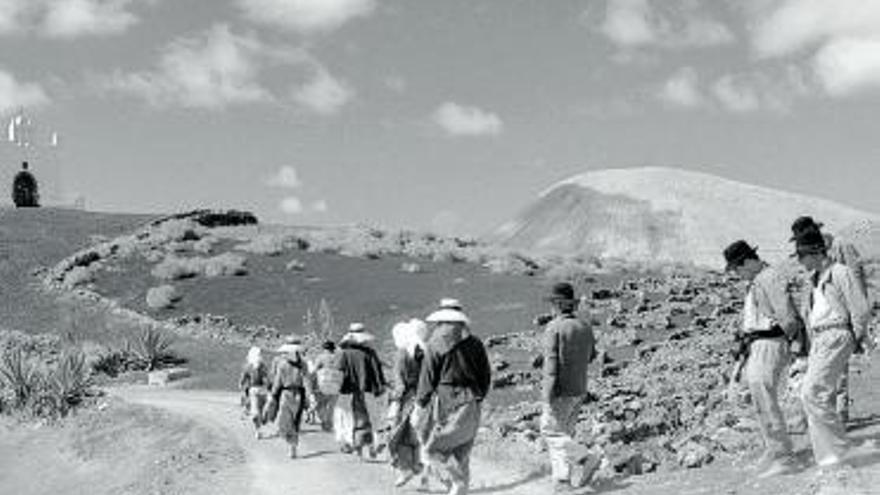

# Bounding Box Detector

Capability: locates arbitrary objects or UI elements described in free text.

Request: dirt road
[110,359,880,495]
[112,386,550,495]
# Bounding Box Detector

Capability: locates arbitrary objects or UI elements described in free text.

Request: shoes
[340,444,353,454]
[254,430,262,440]
[368,445,378,460]
[394,471,415,488]
[570,454,601,488]
[289,445,298,459]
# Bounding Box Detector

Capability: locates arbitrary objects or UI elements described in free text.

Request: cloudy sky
[0,0,878,235]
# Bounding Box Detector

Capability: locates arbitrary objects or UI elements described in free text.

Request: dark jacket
[542,313,596,402]
[416,327,491,408]
[338,341,387,396]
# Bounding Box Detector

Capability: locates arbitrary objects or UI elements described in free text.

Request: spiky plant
[126,327,175,371]
[0,348,39,408]
[50,349,91,415]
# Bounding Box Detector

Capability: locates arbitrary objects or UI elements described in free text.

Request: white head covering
[246,346,262,367]
[392,318,430,356]
[439,298,463,310]
[342,322,375,346]
[277,335,304,356]
[426,308,470,325]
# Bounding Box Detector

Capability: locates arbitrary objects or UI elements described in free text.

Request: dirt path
[110,357,880,495]
[111,386,550,495]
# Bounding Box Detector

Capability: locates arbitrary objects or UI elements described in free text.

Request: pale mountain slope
[494,167,878,268]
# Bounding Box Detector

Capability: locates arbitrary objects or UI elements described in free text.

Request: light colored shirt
[808,262,871,341]
[745,265,803,338]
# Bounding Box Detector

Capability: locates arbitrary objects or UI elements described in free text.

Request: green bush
[48,350,92,416]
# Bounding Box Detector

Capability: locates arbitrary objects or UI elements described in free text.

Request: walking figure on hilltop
[12,161,39,208]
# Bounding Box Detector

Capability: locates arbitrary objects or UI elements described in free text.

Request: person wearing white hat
[239,346,270,439]
[387,319,432,488]
[268,335,307,459]
[415,306,490,495]
[334,322,388,459]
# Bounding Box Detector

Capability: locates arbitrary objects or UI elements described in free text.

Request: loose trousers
[743,338,793,459]
[801,328,854,465]
[540,395,585,482]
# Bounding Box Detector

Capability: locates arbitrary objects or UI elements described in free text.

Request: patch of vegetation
[0,346,93,418]
[146,284,182,310]
[125,327,178,372]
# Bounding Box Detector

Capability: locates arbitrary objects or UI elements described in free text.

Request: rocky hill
[493,167,879,268]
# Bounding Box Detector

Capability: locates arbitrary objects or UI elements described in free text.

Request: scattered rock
[147,367,191,386]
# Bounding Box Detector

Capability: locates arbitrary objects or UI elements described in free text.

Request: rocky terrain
[493,167,878,268]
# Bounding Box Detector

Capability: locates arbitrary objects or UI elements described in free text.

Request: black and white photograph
[0,1,879,494]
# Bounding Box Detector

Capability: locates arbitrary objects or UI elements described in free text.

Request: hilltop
[493,167,878,268]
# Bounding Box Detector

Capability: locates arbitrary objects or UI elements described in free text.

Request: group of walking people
[237,298,494,495]
[722,215,873,478]
[233,214,870,494]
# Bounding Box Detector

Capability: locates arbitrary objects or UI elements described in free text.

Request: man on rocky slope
[539,282,600,492]
[723,240,805,478]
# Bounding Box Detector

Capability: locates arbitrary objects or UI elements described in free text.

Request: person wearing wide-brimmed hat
[539,282,599,492]
[793,230,871,468]
[414,303,490,495]
[790,216,869,424]
[334,322,388,459]
[239,346,271,439]
[723,240,804,477]
[268,335,308,459]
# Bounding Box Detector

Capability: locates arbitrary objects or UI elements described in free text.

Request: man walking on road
[414,304,491,495]
[539,282,600,492]
[723,240,804,477]
[794,231,872,468]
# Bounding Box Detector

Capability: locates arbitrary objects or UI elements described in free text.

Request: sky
[0,0,879,236]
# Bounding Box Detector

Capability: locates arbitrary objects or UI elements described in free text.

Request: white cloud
[711,75,761,113]
[101,24,274,109]
[238,0,375,33]
[43,0,138,38]
[312,199,328,213]
[0,70,50,112]
[596,0,734,50]
[813,37,880,96]
[0,0,143,38]
[432,102,503,137]
[751,0,880,58]
[748,1,880,97]
[658,67,703,108]
[280,196,303,215]
[292,69,353,115]
[599,0,656,47]
[267,165,301,189]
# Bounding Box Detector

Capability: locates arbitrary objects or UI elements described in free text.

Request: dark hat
[723,240,759,272]
[547,282,576,302]
[792,229,827,258]
[790,216,823,241]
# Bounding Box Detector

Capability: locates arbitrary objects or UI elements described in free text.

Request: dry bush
[203,253,247,277]
[147,219,204,244]
[286,259,306,271]
[146,285,182,310]
[236,234,288,256]
[152,255,201,281]
[193,235,219,254]
[62,266,96,289]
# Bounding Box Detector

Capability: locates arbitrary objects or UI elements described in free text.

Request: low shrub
[286,259,306,271]
[146,285,182,310]
[203,253,247,277]
[63,266,96,289]
[0,346,93,418]
[152,255,201,280]
[0,347,40,409]
[125,327,176,371]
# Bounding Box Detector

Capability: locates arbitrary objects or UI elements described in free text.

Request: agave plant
[50,349,91,415]
[126,326,175,371]
[0,348,39,408]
